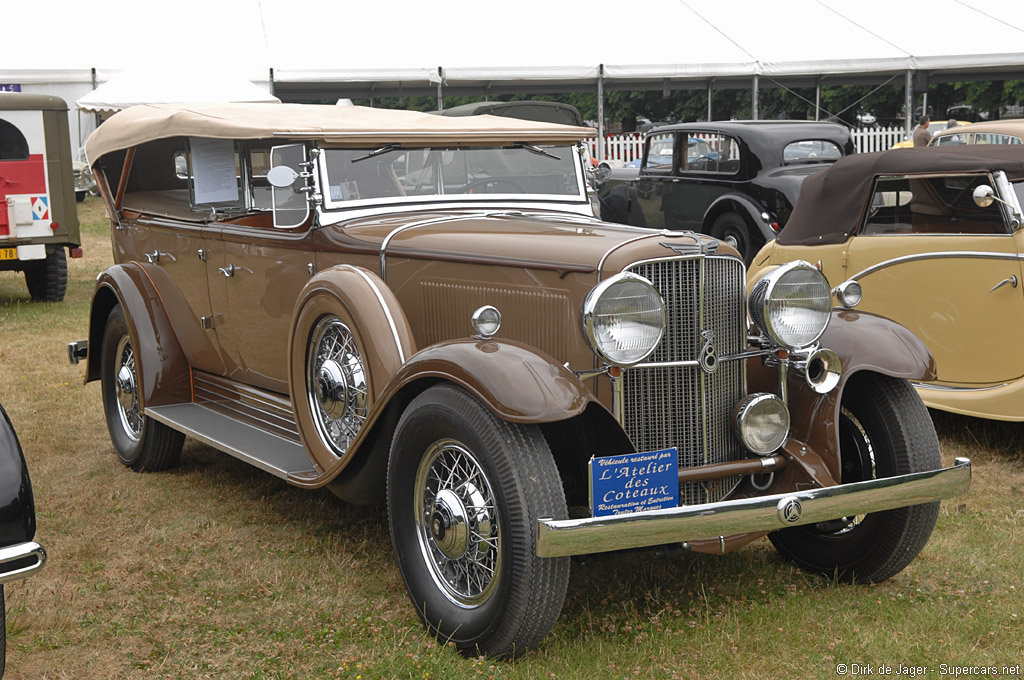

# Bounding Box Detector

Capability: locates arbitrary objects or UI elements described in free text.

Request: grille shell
[621,255,748,505]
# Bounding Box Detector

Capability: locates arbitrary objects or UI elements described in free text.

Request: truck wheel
[24,248,68,302]
[387,384,569,659]
[710,212,762,265]
[100,304,184,472]
[769,373,941,583]
[76,190,86,202]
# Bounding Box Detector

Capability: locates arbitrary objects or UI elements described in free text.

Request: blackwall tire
[387,384,569,659]
[24,248,67,302]
[710,212,762,265]
[769,373,941,583]
[100,304,184,472]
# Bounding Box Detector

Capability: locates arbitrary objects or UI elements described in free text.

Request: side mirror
[973,184,996,208]
[267,165,299,188]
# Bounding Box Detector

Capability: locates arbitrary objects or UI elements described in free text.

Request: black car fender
[703,194,776,241]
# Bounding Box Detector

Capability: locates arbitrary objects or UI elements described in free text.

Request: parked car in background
[891,120,971,149]
[69,103,969,657]
[0,403,48,678]
[751,145,1024,421]
[72,160,96,202]
[0,92,82,301]
[595,121,854,263]
[930,119,1024,147]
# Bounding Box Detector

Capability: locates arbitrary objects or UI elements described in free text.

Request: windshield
[320,145,585,209]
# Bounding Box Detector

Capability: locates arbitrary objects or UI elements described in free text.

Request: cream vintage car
[69,103,969,657]
[751,145,1024,421]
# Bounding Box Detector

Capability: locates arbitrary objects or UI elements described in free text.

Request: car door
[843,172,1024,385]
[632,131,678,229]
[204,143,315,394]
[665,132,743,231]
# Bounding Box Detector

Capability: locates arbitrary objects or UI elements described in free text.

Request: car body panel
[756,145,1024,419]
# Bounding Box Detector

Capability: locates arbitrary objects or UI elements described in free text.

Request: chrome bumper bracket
[536,457,971,558]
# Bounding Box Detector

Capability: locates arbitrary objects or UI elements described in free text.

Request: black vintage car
[0,404,45,676]
[596,121,854,262]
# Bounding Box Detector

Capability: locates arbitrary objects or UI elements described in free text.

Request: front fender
[86,264,192,408]
[383,339,598,424]
[0,404,36,546]
[751,310,936,485]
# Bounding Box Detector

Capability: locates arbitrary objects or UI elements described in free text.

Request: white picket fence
[588,126,908,163]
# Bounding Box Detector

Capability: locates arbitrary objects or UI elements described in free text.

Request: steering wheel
[460,178,526,194]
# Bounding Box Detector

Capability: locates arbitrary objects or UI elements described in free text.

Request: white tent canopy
[76,67,281,113]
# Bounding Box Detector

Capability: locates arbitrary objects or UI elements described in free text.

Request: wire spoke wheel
[414,439,500,607]
[113,335,143,441]
[306,317,368,456]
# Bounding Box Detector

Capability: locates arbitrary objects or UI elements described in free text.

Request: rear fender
[85,264,192,408]
[704,195,775,241]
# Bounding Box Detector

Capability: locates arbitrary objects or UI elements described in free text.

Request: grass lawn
[1,198,1021,679]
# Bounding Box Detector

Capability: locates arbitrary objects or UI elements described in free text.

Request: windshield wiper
[514,142,561,161]
[351,143,401,163]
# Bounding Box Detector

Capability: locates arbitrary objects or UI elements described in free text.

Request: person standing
[913,115,932,147]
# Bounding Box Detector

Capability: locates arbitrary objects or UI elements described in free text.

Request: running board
[146,403,316,479]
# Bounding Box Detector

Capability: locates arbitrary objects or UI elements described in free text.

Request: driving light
[471,305,502,338]
[749,261,831,349]
[833,280,862,309]
[733,393,790,455]
[583,273,665,367]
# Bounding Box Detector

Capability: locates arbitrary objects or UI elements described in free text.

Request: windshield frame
[316,142,589,213]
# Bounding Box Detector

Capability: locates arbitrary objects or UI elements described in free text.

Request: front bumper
[536,457,971,558]
[0,541,46,585]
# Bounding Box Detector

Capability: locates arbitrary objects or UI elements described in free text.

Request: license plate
[0,247,16,260]
[589,448,679,517]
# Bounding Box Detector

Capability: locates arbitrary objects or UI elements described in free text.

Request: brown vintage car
[69,103,970,658]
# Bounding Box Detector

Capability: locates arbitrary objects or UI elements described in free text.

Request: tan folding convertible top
[85,103,596,164]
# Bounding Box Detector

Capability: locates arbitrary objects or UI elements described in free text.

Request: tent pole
[815,80,821,121]
[437,67,444,112]
[752,74,759,120]
[905,70,913,137]
[707,79,713,121]
[597,65,605,162]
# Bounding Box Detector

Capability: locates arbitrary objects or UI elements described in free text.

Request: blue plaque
[589,448,679,517]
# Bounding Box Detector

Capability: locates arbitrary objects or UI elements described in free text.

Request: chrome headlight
[583,272,665,367]
[749,261,831,349]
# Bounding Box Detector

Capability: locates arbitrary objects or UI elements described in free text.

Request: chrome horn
[803,348,841,394]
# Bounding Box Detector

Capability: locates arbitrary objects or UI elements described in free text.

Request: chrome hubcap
[415,440,499,607]
[113,335,142,441]
[307,317,368,456]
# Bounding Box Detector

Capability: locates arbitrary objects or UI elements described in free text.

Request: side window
[681,133,739,174]
[861,175,1008,236]
[642,132,675,173]
[0,119,29,160]
[270,144,310,229]
[975,133,1022,145]
[932,134,967,146]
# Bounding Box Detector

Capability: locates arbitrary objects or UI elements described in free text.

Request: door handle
[989,275,1018,292]
[144,250,159,263]
[218,264,235,277]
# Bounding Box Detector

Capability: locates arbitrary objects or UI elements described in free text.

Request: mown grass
[1,199,1022,679]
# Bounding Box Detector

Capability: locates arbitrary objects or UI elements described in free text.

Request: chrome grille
[622,256,747,505]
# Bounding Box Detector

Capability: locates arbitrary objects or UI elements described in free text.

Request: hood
[323,209,733,276]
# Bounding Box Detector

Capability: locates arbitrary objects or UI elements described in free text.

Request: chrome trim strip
[0,541,46,585]
[850,251,1024,282]
[338,265,407,364]
[535,457,971,557]
[911,381,1008,392]
[597,233,661,280]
